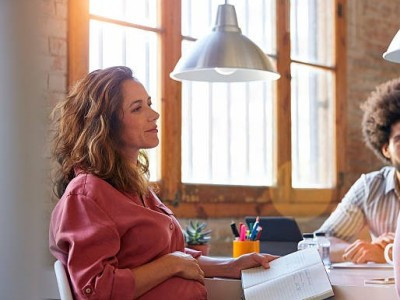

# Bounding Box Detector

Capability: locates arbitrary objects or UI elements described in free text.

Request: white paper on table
[331,262,393,269]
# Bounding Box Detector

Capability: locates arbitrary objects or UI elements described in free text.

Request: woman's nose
[150,108,160,121]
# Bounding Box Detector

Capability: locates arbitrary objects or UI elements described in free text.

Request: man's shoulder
[363,166,394,182]
[354,166,395,195]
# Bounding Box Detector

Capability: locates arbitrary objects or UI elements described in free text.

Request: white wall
[0,1,48,298]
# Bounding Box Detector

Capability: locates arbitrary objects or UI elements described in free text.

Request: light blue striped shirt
[318,166,400,242]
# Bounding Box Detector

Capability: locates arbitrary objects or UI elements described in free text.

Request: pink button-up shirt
[49,172,207,300]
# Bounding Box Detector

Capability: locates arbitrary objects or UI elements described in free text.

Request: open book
[241,248,333,300]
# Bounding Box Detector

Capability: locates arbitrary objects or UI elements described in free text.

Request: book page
[243,263,333,300]
[242,248,322,289]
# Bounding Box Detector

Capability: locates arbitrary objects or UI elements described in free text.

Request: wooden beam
[276,0,292,200]
[166,202,338,218]
[90,14,162,33]
[334,0,347,200]
[68,0,89,87]
[159,0,182,201]
[177,184,336,204]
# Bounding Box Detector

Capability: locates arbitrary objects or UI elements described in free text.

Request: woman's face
[119,79,159,159]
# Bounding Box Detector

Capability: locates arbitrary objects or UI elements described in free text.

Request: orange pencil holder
[232,240,260,258]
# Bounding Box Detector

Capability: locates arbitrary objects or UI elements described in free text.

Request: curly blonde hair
[52,66,151,198]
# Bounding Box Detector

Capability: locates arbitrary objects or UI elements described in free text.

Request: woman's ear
[382,143,391,159]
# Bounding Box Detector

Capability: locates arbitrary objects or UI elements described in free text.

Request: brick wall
[40,0,68,266]
[40,0,68,107]
[40,0,400,256]
[345,0,400,189]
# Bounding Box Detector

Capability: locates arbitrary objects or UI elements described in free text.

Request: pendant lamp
[383,29,400,63]
[170,2,280,82]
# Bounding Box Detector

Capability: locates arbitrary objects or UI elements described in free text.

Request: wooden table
[328,266,396,300]
[205,265,398,300]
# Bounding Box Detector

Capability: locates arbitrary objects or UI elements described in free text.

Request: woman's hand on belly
[163,251,205,284]
[131,251,204,299]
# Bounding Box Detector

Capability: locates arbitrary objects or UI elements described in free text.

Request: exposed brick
[345,0,400,196]
[40,0,56,17]
[51,55,67,72]
[39,0,68,269]
[42,17,67,39]
[55,2,67,19]
[40,55,66,74]
[49,37,67,56]
[47,91,67,107]
[48,73,66,92]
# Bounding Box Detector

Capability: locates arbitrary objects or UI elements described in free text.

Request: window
[88,0,160,181]
[181,0,276,186]
[290,0,335,188]
[69,0,346,217]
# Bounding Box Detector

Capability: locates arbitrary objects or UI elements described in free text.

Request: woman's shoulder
[55,173,126,216]
[64,172,115,198]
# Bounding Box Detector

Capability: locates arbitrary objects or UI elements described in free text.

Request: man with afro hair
[317,78,400,263]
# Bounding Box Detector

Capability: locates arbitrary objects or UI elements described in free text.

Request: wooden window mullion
[68,0,90,87]
[276,0,292,199]
[334,0,347,200]
[160,0,182,202]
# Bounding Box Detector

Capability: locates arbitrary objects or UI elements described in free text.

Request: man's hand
[342,240,385,263]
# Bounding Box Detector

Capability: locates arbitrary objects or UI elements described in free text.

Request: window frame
[68,0,346,218]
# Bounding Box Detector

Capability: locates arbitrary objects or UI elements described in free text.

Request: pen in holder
[233,240,260,258]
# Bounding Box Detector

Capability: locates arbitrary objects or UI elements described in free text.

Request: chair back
[54,260,74,300]
[245,216,303,256]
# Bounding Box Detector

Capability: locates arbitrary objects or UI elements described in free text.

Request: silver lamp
[170,3,280,82]
[383,29,400,63]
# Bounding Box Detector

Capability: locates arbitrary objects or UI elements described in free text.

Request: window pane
[89,19,160,181]
[230,0,276,55]
[182,0,276,55]
[181,0,215,38]
[90,0,158,27]
[290,0,334,66]
[291,63,334,188]
[181,40,276,186]
[124,0,158,27]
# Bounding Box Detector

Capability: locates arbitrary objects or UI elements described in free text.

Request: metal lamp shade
[170,4,280,82]
[383,29,400,63]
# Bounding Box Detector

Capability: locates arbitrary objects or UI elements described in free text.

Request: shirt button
[85,287,92,294]
[169,223,174,230]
